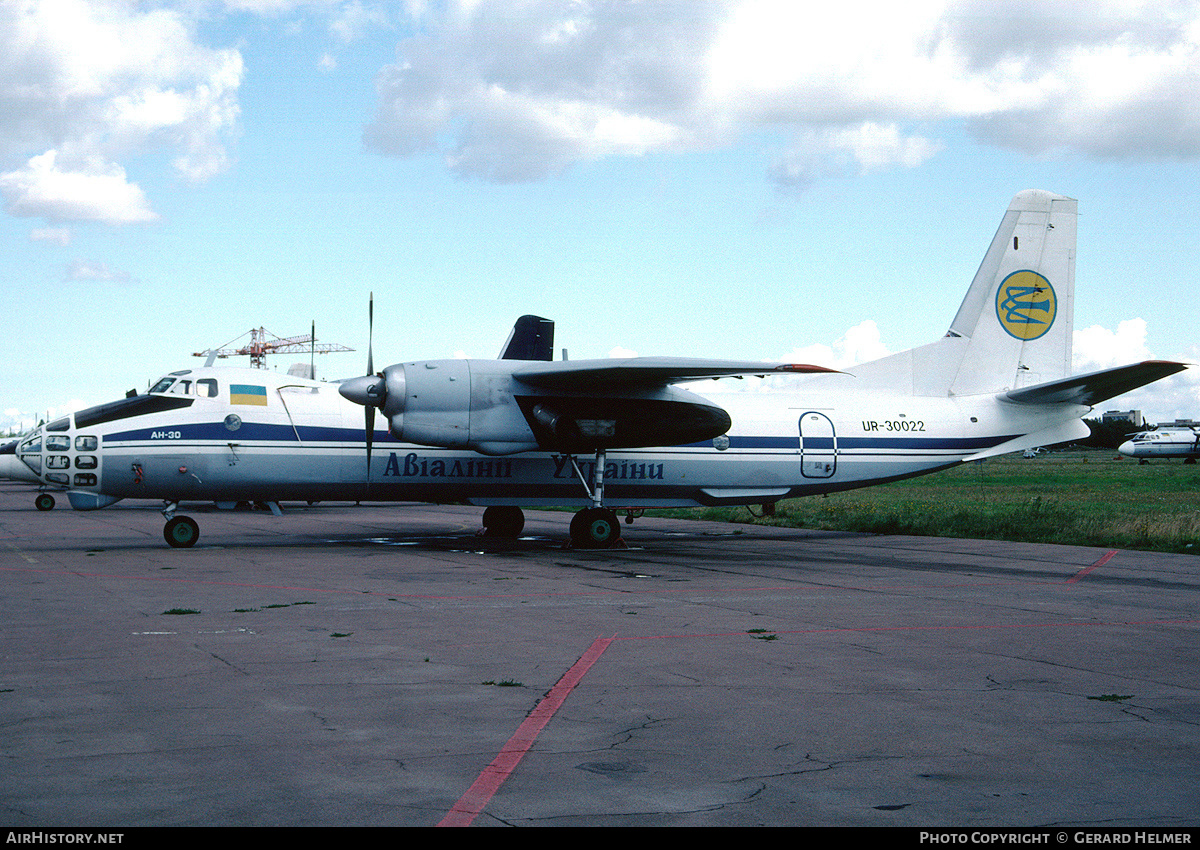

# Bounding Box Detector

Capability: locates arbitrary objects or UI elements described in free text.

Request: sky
[3,0,1200,434]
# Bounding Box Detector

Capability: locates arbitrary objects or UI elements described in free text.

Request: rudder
[946,189,1077,396]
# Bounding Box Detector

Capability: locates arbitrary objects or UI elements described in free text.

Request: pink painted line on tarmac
[438,635,615,828]
[1067,549,1119,583]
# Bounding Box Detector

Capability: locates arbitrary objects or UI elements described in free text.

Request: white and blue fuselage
[13,363,1085,511]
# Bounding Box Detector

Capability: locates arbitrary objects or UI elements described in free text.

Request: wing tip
[774,363,841,374]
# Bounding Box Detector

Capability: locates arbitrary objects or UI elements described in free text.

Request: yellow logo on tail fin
[996,270,1056,341]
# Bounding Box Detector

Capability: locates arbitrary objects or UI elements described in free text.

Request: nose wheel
[163,515,200,548]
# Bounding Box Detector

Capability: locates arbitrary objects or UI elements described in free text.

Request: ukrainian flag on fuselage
[230,384,268,406]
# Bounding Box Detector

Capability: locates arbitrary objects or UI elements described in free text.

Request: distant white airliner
[1119,428,1200,462]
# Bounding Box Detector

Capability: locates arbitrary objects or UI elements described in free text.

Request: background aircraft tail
[852,189,1077,397]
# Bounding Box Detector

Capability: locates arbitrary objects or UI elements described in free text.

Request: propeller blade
[367,293,377,485]
[366,406,374,482]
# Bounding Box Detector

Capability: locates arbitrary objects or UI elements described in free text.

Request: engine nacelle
[351,358,733,456]
[381,360,541,455]
[389,359,469,449]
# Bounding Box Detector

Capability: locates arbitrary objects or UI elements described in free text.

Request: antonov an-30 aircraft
[1118,427,1200,462]
[10,190,1187,549]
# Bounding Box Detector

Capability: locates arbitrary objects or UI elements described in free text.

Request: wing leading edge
[512,357,836,390]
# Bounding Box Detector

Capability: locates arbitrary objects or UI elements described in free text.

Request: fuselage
[1118,428,1200,460]
[13,365,1087,511]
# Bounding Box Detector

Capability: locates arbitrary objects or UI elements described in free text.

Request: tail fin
[851,189,1077,397]
[499,315,555,361]
[947,189,1076,395]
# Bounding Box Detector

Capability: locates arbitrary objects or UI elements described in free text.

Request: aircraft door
[799,411,836,479]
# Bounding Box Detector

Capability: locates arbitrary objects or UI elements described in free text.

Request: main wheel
[481,506,525,538]
[35,493,55,511]
[163,516,200,548]
[570,508,621,548]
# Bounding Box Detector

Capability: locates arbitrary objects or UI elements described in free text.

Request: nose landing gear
[161,502,199,548]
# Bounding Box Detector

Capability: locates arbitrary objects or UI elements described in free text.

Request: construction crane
[194,326,352,370]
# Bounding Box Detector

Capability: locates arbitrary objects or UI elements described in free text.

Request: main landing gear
[480,449,626,549]
[564,448,626,548]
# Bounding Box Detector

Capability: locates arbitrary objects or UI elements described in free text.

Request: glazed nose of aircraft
[339,374,386,408]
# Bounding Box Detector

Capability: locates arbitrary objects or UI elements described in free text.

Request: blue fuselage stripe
[103,422,1013,454]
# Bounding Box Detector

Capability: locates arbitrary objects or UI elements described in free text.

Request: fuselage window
[45,436,70,452]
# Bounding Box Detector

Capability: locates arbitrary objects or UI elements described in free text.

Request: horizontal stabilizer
[512,357,836,390]
[1001,360,1189,407]
[963,418,1092,462]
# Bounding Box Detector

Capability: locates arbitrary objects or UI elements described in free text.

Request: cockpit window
[196,378,218,398]
[149,377,175,394]
[171,380,192,395]
[75,395,193,429]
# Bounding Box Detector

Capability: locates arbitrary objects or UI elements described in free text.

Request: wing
[506,357,836,453]
[512,356,836,390]
[1002,361,1189,407]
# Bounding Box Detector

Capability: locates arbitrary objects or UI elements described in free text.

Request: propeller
[339,292,387,481]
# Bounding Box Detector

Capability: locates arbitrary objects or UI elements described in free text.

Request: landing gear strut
[565,448,624,549]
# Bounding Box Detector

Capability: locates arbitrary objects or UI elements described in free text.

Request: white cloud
[770,124,944,192]
[30,226,71,246]
[64,258,135,284]
[364,0,1200,185]
[0,0,243,223]
[0,150,157,224]
[329,1,393,45]
[777,320,891,370]
[1070,318,1200,421]
[1073,318,1153,372]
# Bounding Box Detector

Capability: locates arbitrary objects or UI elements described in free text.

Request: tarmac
[1,481,1197,828]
